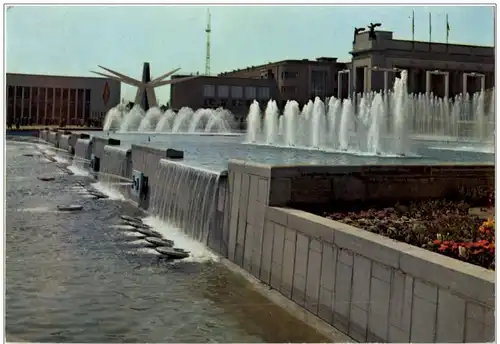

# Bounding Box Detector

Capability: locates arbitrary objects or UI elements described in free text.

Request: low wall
[130,144,175,209]
[58,134,71,152]
[226,160,495,343]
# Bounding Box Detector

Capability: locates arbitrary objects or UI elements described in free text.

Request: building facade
[170,74,279,118]
[220,57,349,105]
[350,30,494,97]
[6,73,121,127]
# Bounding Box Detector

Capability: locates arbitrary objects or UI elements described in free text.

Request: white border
[1,2,498,343]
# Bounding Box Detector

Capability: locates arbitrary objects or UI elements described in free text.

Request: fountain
[245,71,494,156]
[102,105,236,134]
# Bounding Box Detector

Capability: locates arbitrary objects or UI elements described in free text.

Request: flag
[428,12,432,50]
[446,14,450,44]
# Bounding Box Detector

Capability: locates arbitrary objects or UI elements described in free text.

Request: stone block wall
[91,137,109,160]
[227,160,495,343]
[237,164,494,207]
[130,144,173,209]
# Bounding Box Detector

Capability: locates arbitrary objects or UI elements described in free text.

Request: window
[84,89,91,124]
[217,85,229,98]
[281,71,298,79]
[245,86,256,100]
[231,86,243,99]
[30,88,38,125]
[47,88,54,122]
[203,84,215,98]
[54,88,62,123]
[77,89,84,120]
[257,87,270,99]
[38,88,46,124]
[281,86,297,94]
[69,89,76,122]
[7,86,14,124]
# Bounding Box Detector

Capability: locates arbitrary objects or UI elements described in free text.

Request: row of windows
[281,71,299,79]
[203,85,271,100]
[7,86,91,126]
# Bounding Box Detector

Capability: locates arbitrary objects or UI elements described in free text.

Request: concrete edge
[271,206,495,307]
[227,160,495,180]
[131,143,172,157]
[218,257,356,343]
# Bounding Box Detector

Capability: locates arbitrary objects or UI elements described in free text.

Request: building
[6,73,121,127]
[350,30,494,97]
[170,74,279,120]
[219,57,349,105]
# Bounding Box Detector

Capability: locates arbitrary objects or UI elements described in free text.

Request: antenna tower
[205,9,211,76]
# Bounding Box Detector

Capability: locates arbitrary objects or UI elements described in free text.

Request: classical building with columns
[348,30,494,97]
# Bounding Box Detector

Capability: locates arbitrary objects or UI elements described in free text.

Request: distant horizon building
[6,72,120,127]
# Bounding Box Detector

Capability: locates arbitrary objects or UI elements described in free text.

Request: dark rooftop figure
[368,23,382,40]
[353,27,366,44]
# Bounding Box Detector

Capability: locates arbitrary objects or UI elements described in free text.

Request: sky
[5,5,495,103]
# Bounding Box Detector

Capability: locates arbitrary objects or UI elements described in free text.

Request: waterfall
[73,138,91,169]
[99,145,131,186]
[150,160,223,244]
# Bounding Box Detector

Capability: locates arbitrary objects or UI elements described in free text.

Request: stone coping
[228,159,494,178]
[131,143,177,157]
[266,206,495,308]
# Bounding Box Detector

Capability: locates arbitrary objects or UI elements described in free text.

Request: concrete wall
[226,160,495,343]
[129,144,175,209]
[58,134,70,151]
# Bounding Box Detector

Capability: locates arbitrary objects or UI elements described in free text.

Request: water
[6,139,333,342]
[99,145,132,184]
[246,73,494,156]
[150,159,221,243]
[103,105,236,134]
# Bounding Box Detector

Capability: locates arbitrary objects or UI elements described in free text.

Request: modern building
[6,73,121,127]
[170,74,279,118]
[219,57,349,105]
[350,30,494,97]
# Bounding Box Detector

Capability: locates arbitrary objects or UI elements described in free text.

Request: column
[74,89,78,125]
[44,87,48,125]
[67,89,71,125]
[426,71,432,95]
[13,86,17,123]
[20,87,25,123]
[52,88,56,123]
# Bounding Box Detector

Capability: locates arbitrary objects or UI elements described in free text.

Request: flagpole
[428,12,432,51]
[412,10,415,50]
[446,14,450,52]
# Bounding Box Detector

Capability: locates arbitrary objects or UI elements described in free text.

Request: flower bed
[323,200,495,270]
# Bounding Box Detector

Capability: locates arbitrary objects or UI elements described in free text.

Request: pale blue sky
[6,5,495,103]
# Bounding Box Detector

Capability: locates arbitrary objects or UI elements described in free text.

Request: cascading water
[103,106,236,134]
[155,110,176,132]
[245,70,493,156]
[338,99,355,151]
[263,100,279,144]
[311,97,327,148]
[138,107,163,132]
[171,107,194,133]
[120,105,145,132]
[150,160,222,244]
[103,104,127,131]
[283,100,299,146]
[246,101,262,143]
[392,70,409,154]
[99,145,132,187]
[73,138,91,169]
